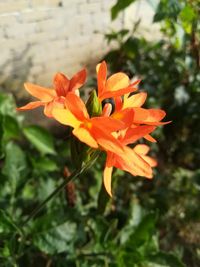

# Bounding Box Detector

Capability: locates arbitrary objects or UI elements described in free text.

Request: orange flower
[103,87,170,143]
[103,125,157,196]
[52,93,133,154]
[17,69,87,117]
[96,61,140,101]
[103,146,154,197]
[133,144,157,168]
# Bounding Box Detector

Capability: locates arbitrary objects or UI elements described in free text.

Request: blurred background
[0,0,199,266]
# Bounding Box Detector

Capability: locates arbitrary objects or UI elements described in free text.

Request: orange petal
[91,116,125,132]
[52,107,80,128]
[17,101,44,111]
[24,83,56,101]
[97,61,107,99]
[69,68,87,92]
[65,93,89,121]
[123,92,147,109]
[144,134,157,143]
[106,72,129,92]
[111,108,134,129]
[44,102,54,118]
[133,108,167,125]
[115,146,153,178]
[122,125,156,145]
[141,155,157,167]
[99,84,137,101]
[72,126,98,149]
[53,73,70,97]
[133,144,150,155]
[115,96,123,111]
[102,103,112,116]
[103,165,113,197]
[91,126,124,154]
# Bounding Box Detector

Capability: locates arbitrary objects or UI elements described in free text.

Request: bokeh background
[0,0,199,266]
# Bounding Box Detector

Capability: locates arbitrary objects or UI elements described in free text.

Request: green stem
[22,150,100,227]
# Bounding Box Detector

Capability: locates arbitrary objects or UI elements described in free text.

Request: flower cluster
[18,61,169,196]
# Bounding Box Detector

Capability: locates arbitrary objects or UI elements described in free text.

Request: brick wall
[0,0,123,100]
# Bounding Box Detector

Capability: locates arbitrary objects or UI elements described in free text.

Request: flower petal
[106,72,129,92]
[115,146,153,178]
[133,108,168,125]
[24,83,56,101]
[115,96,123,111]
[52,108,80,128]
[134,144,150,155]
[144,134,157,143]
[91,116,125,132]
[103,165,113,197]
[123,92,147,109]
[69,68,87,92]
[72,126,98,149]
[141,155,157,167]
[99,84,137,101]
[91,126,124,154]
[111,108,134,129]
[122,125,156,145]
[53,73,70,97]
[97,61,107,99]
[44,102,54,118]
[17,101,43,111]
[65,93,89,120]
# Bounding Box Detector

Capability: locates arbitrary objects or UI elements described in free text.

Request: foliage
[103,0,200,266]
[0,0,199,266]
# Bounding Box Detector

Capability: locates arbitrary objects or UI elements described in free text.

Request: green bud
[86,90,102,117]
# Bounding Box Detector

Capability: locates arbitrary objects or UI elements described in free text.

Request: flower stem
[22,150,100,227]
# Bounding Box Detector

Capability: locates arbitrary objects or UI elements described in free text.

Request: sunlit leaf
[23,125,56,155]
[33,221,76,254]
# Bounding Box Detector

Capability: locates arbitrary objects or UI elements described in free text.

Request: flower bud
[86,90,102,117]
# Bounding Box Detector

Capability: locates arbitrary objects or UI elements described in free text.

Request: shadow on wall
[0,46,52,128]
[0,45,31,100]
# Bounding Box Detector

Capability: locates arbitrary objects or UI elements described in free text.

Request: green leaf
[126,213,157,248]
[2,115,20,141]
[179,5,196,34]
[23,125,56,155]
[0,209,21,234]
[33,221,76,254]
[2,142,27,182]
[153,0,181,22]
[149,251,186,267]
[31,156,58,172]
[0,93,17,117]
[111,0,136,20]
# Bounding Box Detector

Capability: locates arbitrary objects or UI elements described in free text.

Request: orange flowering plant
[18,61,169,204]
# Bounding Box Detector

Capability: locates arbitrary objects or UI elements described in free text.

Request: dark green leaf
[0,209,21,234]
[125,213,157,248]
[153,0,181,22]
[3,115,20,141]
[149,251,186,267]
[111,0,136,20]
